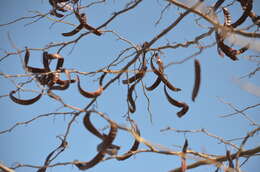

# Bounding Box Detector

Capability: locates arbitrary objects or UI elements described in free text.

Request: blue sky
[0,0,259,172]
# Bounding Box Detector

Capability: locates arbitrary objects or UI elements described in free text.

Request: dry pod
[150,54,181,92]
[191,59,201,101]
[75,113,118,170]
[9,90,43,105]
[164,86,189,118]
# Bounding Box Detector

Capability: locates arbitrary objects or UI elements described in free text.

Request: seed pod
[145,77,161,91]
[164,86,189,118]
[222,8,232,26]
[62,24,83,36]
[231,0,252,28]
[150,55,181,92]
[24,48,48,73]
[77,75,103,98]
[9,90,43,105]
[192,59,201,102]
[127,83,137,113]
[75,116,118,170]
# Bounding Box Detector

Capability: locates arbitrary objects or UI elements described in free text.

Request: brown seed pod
[231,0,252,28]
[9,90,43,105]
[116,121,140,161]
[75,117,118,170]
[222,8,232,26]
[192,59,201,102]
[216,34,249,61]
[77,75,104,98]
[62,11,101,36]
[150,54,181,92]
[83,111,120,156]
[145,76,161,91]
[127,82,137,113]
[62,24,84,36]
[24,48,48,73]
[83,112,106,139]
[164,86,189,118]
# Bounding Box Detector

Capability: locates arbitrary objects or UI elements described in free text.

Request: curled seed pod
[145,77,161,91]
[42,52,51,72]
[150,55,181,92]
[24,48,47,73]
[127,83,137,113]
[222,8,232,26]
[83,112,105,139]
[83,111,120,156]
[123,56,147,85]
[9,90,43,105]
[62,24,83,36]
[177,103,189,118]
[164,86,189,118]
[50,10,64,18]
[97,141,120,156]
[77,75,104,98]
[231,0,252,28]
[122,67,147,84]
[46,53,64,70]
[192,59,201,102]
[75,118,118,170]
[116,122,140,161]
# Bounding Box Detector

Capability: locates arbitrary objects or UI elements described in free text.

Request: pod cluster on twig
[9,47,105,105]
[74,111,141,170]
[123,51,201,118]
[215,0,253,61]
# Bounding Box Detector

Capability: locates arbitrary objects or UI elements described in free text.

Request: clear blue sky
[0,0,259,172]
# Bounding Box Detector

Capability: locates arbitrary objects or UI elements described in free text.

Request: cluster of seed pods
[123,52,201,118]
[9,48,107,105]
[49,0,102,36]
[74,111,141,170]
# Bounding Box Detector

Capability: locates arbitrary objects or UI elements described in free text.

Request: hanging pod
[150,53,181,92]
[191,59,201,102]
[164,86,188,118]
[9,90,43,105]
[75,113,118,170]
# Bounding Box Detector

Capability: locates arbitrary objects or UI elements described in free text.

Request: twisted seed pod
[62,24,83,36]
[192,59,201,102]
[231,0,252,28]
[145,77,161,91]
[164,86,189,118]
[145,54,164,91]
[77,75,103,98]
[9,90,43,105]
[75,117,118,170]
[127,82,138,113]
[83,112,120,156]
[222,8,232,26]
[24,48,48,73]
[123,56,147,85]
[150,55,181,92]
[122,68,147,84]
